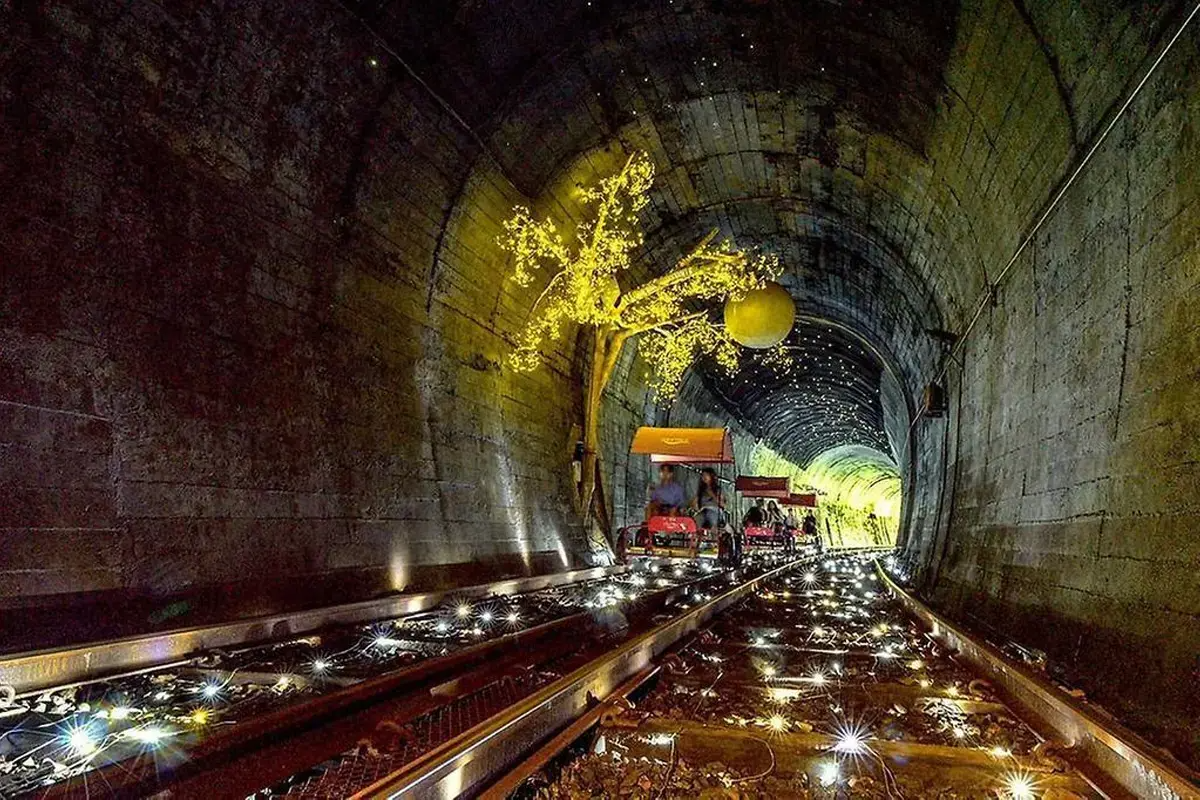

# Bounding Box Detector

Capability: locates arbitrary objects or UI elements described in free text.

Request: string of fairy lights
[706,322,892,464]
[534,553,1058,799]
[0,557,770,796]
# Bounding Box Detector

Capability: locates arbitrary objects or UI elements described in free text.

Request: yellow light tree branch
[497,150,780,543]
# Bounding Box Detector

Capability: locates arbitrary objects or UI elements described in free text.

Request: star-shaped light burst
[831,719,872,757]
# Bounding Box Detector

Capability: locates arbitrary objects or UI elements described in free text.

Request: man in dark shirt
[741,498,766,527]
[646,464,686,518]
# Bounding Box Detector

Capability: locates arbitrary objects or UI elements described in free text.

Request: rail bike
[617,426,734,562]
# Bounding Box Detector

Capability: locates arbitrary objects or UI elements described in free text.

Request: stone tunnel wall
[3,1,1199,764]
[911,3,1200,756]
[0,0,616,649]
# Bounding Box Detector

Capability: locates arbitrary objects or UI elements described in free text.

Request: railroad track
[1,564,638,696]
[353,551,1198,800]
[245,553,813,799]
[0,553,801,798]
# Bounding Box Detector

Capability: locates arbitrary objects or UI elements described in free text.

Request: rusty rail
[877,564,1200,800]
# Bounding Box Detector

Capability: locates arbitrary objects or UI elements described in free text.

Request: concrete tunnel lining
[1,0,1198,770]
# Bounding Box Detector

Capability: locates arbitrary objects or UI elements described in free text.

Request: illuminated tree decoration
[500,151,781,536]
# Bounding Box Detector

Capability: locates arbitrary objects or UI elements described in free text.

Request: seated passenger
[766,500,785,530]
[693,468,725,533]
[803,511,820,549]
[742,497,767,527]
[646,464,686,519]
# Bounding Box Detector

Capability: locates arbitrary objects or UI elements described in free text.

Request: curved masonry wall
[2,0,1197,764]
[0,1,598,648]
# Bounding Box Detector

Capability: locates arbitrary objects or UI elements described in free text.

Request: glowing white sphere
[724,282,795,348]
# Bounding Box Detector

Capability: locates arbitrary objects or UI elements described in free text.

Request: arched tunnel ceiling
[358,0,958,158]
[703,319,892,466]
[354,0,1077,468]
[361,0,978,313]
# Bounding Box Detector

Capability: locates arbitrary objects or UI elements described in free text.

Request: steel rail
[877,564,1200,800]
[477,665,662,800]
[0,564,631,695]
[35,562,729,798]
[349,555,814,799]
[44,603,598,799]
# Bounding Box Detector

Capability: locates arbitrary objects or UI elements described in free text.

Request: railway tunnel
[2,0,1199,796]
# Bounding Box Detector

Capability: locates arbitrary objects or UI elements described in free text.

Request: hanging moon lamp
[724,281,795,348]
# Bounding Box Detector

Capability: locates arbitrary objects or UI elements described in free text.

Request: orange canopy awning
[630,427,735,465]
[734,476,791,498]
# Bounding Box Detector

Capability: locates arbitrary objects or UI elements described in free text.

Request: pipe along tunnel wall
[1,0,1198,769]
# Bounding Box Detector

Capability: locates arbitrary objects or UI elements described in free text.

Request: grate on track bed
[258,658,574,798]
